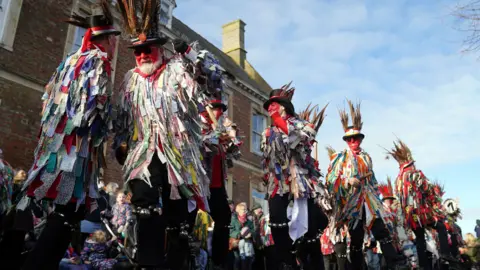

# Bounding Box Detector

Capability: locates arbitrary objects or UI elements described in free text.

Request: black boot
[135,210,166,268]
[379,238,408,270]
[166,224,190,270]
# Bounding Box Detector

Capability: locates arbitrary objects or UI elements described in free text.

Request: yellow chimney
[222,19,247,69]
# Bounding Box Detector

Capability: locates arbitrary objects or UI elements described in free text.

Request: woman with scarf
[230,202,255,270]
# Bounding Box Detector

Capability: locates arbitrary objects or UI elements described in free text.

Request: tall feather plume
[298,103,328,132]
[313,103,328,132]
[325,145,336,158]
[298,103,316,122]
[100,0,114,25]
[387,176,393,195]
[385,139,414,164]
[347,99,362,131]
[279,81,295,100]
[118,0,135,35]
[338,106,349,132]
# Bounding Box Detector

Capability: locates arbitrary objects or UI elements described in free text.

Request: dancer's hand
[173,39,189,54]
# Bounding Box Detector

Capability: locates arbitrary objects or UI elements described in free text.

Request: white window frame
[251,109,267,156]
[0,0,23,51]
[226,173,233,200]
[250,180,268,213]
[158,0,175,30]
[222,90,233,119]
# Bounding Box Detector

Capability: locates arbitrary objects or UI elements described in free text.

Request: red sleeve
[271,112,289,134]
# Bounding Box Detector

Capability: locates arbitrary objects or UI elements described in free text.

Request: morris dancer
[7,2,119,269]
[386,139,451,270]
[200,94,242,269]
[326,100,406,270]
[377,177,401,249]
[114,1,225,268]
[261,86,330,270]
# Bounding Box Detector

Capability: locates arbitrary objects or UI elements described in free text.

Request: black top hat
[117,0,169,49]
[340,100,365,141]
[65,1,120,38]
[208,99,228,112]
[263,82,296,116]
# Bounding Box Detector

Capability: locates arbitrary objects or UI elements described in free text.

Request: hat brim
[342,133,365,141]
[92,30,121,38]
[263,97,294,112]
[210,103,227,112]
[382,196,396,201]
[128,37,169,48]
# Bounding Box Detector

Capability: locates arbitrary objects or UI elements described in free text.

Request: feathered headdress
[385,139,414,166]
[325,145,336,160]
[263,82,296,115]
[117,0,168,48]
[378,176,396,201]
[298,103,329,133]
[64,0,120,52]
[338,99,364,141]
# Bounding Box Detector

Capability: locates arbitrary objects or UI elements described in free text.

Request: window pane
[71,27,87,53]
[259,115,266,131]
[252,115,258,132]
[0,0,7,40]
[252,133,261,153]
[253,114,265,133]
[159,2,171,26]
[222,93,229,115]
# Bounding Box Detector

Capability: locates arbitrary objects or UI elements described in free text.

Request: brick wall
[229,165,263,208]
[230,89,262,166]
[0,78,42,170]
[0,0,74,84]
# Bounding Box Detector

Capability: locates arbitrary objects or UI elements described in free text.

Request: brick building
[0,0,272,209]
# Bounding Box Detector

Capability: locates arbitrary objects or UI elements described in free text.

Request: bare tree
[452,0,480,53]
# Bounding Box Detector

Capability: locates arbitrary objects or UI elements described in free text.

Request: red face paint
[134,45,161,67]
[345,136,363,152]
[268,102,281,115]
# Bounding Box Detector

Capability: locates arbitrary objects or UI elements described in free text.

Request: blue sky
[175,0,480,235]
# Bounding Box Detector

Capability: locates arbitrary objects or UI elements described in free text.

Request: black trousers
[128,155,189,269]
[253,247,266,270]
[22,203,86,270]
[334,242,348,270]
[348,217,400,270]
[413,221,450,270]
[264,245,278,270]
[268,194,328,268]
[208,187,231,267]
[324,254,337,270]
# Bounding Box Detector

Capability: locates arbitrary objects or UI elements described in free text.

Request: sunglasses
[134,46,152,56]
[345,135,362,142]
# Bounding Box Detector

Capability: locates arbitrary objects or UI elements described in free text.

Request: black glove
[173,38,189,54]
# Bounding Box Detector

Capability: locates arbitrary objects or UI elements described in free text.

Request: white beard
[139,60,162,75]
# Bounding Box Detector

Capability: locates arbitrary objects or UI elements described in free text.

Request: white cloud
[175,0,480,230]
